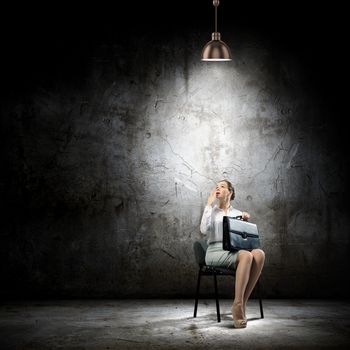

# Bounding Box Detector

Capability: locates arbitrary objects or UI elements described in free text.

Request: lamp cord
[215,3,217,32]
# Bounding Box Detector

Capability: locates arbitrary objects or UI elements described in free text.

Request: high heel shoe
[231,302,247,328]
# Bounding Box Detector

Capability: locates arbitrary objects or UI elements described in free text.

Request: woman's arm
[200,187,216,235]
[200,205,213,235]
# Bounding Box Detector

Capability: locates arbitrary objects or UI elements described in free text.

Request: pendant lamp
[201,0,232,61]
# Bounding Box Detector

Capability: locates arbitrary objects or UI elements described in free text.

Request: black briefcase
[223,216,261,252]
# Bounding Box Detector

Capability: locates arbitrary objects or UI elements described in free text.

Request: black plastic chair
[193,239,264,322]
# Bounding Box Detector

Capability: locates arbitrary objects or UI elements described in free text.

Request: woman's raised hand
[207,187,217,206]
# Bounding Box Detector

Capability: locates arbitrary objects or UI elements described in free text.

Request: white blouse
[200,204,243,244]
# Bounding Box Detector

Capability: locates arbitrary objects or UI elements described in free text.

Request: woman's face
[215,181,232,201]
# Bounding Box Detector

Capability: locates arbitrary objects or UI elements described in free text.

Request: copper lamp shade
[202,0,232,61]
[202,32,232,61]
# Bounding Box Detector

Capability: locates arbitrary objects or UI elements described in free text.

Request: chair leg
[257,279,264,319]
[213,273,221,322]
[193,268,202,318]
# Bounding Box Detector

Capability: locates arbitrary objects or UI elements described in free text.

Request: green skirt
[205,242,240,270]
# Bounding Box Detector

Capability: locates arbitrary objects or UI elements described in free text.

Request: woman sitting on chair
[200,179,265,328]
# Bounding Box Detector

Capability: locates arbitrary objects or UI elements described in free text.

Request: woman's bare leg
[243,249,265,315]
[232,251,253,325]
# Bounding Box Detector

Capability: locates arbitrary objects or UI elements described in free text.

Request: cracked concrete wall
[1,29,349,298]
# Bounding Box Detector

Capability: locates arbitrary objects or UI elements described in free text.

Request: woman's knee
[251,249,265,262]
[237,250,253,263]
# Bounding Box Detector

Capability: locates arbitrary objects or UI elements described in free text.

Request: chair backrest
[193,239,208,267]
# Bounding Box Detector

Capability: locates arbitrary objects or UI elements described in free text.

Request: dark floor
[1,299,350,349]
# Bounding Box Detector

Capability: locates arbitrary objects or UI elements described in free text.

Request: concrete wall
[1,4,349,298]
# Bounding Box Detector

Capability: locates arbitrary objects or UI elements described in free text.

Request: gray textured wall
[1,3,349,298]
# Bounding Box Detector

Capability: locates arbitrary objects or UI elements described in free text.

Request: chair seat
[202,265,235,276]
